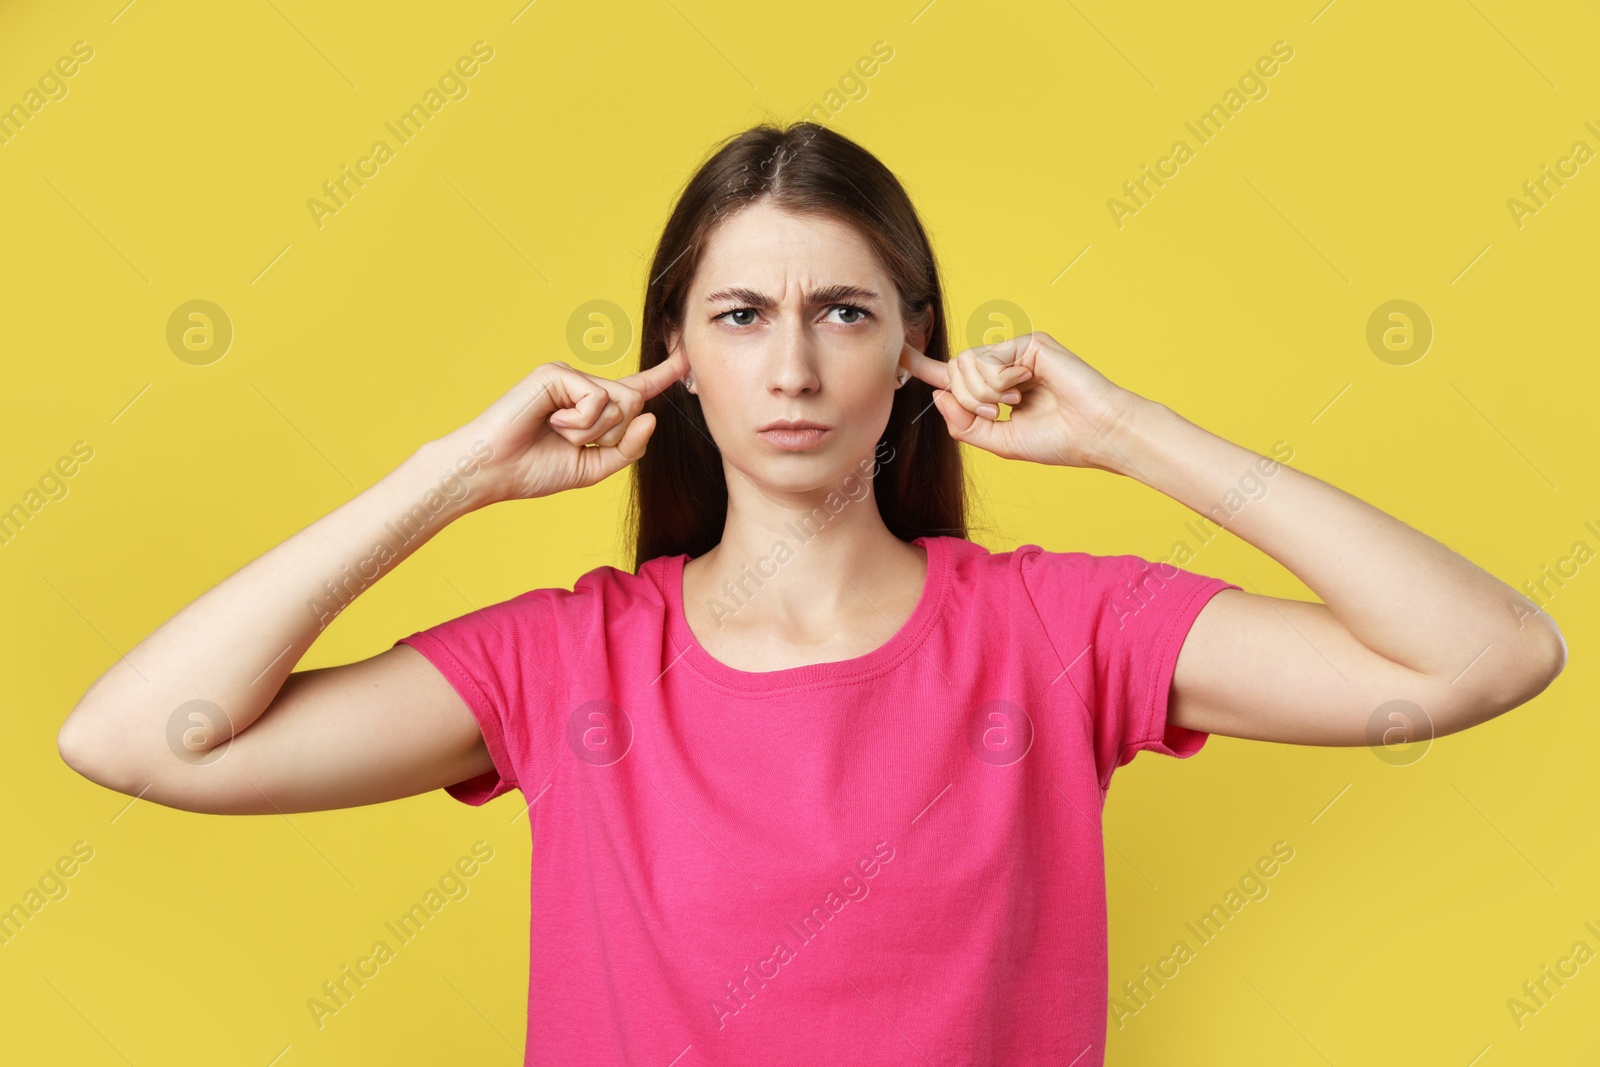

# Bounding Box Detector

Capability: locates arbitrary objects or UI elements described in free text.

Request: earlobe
[894,332,923,389]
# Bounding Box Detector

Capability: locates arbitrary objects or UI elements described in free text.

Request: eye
[825,304,874,325]
[711,304,875,328]
[713,307,760,327]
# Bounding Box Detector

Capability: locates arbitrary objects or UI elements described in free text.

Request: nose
[766,310,821,396]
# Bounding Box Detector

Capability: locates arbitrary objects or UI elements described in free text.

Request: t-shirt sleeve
[392,587,567,806]
[1016,545,1240,791]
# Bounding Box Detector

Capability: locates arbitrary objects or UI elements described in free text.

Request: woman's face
[668,200,926,497]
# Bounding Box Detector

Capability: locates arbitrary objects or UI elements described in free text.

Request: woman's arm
[55,439,503,814]
[57,356,684,814]
[901,332,1566,746]
[1095,397,1566,744]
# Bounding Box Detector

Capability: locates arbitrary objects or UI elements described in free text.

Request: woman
[58,122,1565,1065]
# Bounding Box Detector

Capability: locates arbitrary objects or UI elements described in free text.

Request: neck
[692,492,920,625]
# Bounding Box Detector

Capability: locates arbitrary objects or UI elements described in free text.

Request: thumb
[931,388,993,448]
[577,411,658,487]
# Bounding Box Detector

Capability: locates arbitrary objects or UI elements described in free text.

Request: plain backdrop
[2,0,1595,1062]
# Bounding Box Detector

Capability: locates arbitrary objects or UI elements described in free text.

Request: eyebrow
[702,283,882,308]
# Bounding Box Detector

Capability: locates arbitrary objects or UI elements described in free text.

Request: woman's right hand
[441,347,690,506]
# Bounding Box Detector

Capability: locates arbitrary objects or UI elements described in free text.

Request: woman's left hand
[899,332,1145,471]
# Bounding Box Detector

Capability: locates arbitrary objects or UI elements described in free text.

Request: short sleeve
[393,587,567,806]
[1016,546,1240,791]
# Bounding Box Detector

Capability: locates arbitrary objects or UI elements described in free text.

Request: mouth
[757,423,832,451]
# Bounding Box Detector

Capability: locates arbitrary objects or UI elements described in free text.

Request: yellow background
[3,0,1597,1062]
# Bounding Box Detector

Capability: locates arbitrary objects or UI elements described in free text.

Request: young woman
[58,122,1565,1065]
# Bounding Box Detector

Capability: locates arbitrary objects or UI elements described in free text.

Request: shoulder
[963,538,1230,624]
[1004,541,1190,589]
[924,536,1116,618]
[926,533,1026,580]
[938,536,1105,592]
[560,555,688,634]
[547,556,674,616]
[449,556,673,632]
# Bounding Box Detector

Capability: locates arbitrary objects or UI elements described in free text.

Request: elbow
[57,708,143,797]
[1509,616,1568,707]
[57,711,95,778]
[1542,617,1569,682]
[59,706,238,814]
[1441,626,1568,735]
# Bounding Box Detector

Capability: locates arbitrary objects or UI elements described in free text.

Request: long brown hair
[626,121,969,570]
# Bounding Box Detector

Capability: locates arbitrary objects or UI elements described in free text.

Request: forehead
[692,201,887,294]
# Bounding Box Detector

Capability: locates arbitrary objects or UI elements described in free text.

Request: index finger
[899,341,951,390]
[617,347,690,401]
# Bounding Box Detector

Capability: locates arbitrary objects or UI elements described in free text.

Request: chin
[737,444,880,493]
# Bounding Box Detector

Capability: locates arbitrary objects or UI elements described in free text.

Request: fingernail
[1001,391,1021,404]
[978,403,999,419]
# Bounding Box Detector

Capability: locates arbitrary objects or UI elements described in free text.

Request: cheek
[838,371,898,428]
[696,350,760,395]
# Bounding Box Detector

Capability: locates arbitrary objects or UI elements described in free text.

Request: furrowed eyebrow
[703,284,881,308]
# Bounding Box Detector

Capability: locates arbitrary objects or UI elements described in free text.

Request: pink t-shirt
[394,534,1238,1065]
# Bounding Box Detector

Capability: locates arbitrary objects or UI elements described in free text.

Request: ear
[903,308,931,357]
[666,327,694,392]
